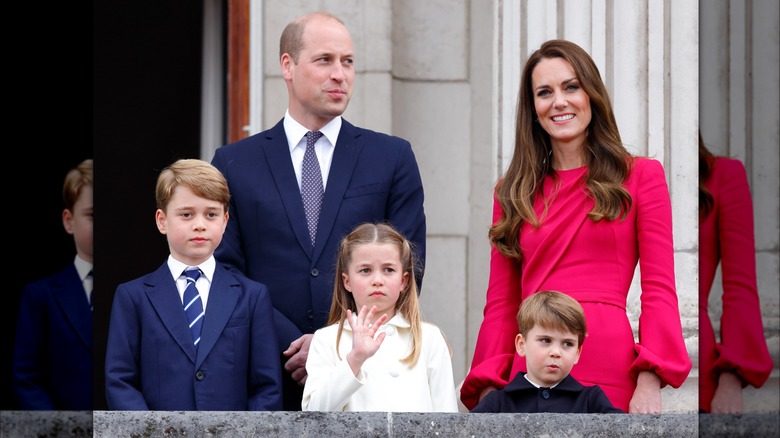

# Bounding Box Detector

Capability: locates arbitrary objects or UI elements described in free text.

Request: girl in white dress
[302,223,458,412]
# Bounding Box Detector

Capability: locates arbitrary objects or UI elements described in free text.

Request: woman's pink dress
[461,157,692,412]
[699,156,773,412]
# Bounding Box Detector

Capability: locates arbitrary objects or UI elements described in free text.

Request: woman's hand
[711,372,744,414]
[629,371,662,413]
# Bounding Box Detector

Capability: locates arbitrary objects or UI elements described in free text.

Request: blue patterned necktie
[183,268,204,348]
[301,131,325,245]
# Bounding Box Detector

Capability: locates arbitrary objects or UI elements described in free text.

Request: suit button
[542,389,550,399]
[306,310,314,320]
[311,268,319,277]
[195,371,205,381]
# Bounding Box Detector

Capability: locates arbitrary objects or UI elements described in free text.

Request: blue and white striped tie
[183,268,204,348]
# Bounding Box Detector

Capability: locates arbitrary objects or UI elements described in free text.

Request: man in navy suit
[12,159,93,410]
[211,11,426,410]
[104,159,282,410]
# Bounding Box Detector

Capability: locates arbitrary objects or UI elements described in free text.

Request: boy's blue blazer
[12,264,92,409]
[105,261,282,410]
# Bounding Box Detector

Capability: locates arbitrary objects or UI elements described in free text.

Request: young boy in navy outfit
[12,159,93,409]
[105,159,282,410]
[471,291,623,413]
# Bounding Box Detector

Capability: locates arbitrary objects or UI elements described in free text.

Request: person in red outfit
[698,135,773,413]
[460,39,691,414]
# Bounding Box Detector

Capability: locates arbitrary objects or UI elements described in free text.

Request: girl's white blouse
[302,314,459,412]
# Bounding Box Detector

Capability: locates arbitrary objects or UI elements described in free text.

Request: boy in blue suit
[105,159,282,410]
[471,291,623,413]
[12,159,93,409]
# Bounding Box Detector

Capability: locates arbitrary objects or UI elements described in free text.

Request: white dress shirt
[74,255,93,305]
[166,254,216,310]
[302,314,459,412]
[283,110,341,191]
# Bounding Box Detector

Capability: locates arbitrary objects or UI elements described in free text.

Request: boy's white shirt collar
[74,255,93,281]
[167,254,216,282]
[524,373,562,389]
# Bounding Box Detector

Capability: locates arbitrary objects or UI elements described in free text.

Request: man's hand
[283,333,313,386]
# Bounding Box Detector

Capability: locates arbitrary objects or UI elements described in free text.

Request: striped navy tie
[183,268,205,348]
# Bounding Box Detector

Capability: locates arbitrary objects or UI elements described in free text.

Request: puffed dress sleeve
[628,159,692,387]
[709,158,773,386]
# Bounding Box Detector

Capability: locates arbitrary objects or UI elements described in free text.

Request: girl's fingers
[369,313,389,331]
[366,305,378,322]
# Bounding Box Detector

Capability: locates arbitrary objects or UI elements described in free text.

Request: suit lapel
[52,266,92,351]
[195,265,240,368]
[145,264,197,364]
[313,120,363,262]
[263,121,314,256]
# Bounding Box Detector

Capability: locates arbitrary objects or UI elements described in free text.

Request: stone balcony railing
[1,410,779,437]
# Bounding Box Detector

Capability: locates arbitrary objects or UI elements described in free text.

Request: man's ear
[281,53,294,80]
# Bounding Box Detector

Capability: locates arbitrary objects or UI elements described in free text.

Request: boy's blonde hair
[155,159,230,212]
[329,222,423,367]
[517,291,587,346]
[63,159,93,211]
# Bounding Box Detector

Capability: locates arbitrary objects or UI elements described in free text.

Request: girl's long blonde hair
[328,222,422,367]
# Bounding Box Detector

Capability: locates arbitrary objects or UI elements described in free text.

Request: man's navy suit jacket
[211,118,426,350]
[12,263,92,409]
[104,261,282,410]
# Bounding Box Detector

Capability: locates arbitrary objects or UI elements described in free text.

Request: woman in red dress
[698,136,773,413]
[460,40,691,413]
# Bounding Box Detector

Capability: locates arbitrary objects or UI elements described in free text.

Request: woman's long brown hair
[491,39,633,261]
